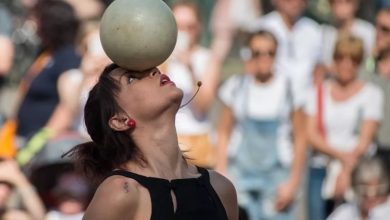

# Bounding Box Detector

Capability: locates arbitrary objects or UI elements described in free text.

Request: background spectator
[0,159,45,220]
[321,0,375,71]
[327,157,390,220]
[163,0,224,168]
[217,30,306,220]
[251,0,322,109]
[15,0,81,165]
[305,35,383,220]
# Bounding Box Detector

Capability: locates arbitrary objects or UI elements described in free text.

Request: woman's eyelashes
[128,76,136,84]
[126,69,159,84]
[151,69,159,76]
[126,74,140,84]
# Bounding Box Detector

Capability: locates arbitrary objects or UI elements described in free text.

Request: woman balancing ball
[100,0,178,71]
[65,0,239,219]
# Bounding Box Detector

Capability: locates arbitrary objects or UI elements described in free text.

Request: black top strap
[196,166,209,180]
[196,167,229,220]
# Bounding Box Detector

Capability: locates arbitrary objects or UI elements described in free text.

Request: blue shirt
[17,45,81,138]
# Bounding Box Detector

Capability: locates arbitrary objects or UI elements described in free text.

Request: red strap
[316,83,326,138]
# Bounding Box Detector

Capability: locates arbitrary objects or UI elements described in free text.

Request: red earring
[127,118,136,129]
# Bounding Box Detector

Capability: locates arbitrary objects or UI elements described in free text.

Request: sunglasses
[334,53,361,64]
[330,0,354,4]
[251,50,276,59]
[355,183,389,198]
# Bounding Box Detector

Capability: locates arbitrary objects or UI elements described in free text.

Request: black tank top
[108,167,228,220]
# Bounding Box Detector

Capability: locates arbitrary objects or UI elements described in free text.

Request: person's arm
[275,109,307,211]
[306,114,355,167]
[216,105,235,174]
[209,170,238,220]
[45,70,83,134]
[16,71,82,165]
[83,176,140,220]
[334,120,381,198]
[191,55,223,115]
[353,120,380,159]
[0,36,13,76]
[0,160,46,220]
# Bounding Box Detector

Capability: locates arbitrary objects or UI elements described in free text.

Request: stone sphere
[100,0,177,71]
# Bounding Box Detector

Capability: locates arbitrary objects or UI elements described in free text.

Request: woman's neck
[334,76,358,88]
[331,77,363,101]
[255,73,273,83]
[335,17,354,34]
[123,117,191,180]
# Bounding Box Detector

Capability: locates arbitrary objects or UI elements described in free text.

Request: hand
[0,160,28,187]
[338,151,358,171]
[334,168,351,199]
[274,181,295,212]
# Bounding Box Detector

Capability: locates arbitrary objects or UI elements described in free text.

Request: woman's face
[112,68,183,121]
[173,5,201,48]
[333,52,360,83]
[247,36,277,78]
[329,0,357,21]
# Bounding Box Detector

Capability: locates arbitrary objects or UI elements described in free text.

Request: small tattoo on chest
[124,182,129,193]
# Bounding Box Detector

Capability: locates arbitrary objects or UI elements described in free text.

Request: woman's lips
[160,74,175,86]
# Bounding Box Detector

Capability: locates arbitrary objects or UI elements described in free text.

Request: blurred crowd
[0,0,389,220]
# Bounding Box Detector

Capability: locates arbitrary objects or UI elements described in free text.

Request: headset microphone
[179,81,202,109]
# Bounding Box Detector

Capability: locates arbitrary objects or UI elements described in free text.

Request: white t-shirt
[167,47,211,135]
[250,11,322,104]
[305,81,384,166]
[321,19,375,67]
[46,210,84,220]
[219,73,298,166]
[327,197,390,220]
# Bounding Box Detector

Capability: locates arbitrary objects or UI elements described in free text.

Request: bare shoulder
[208,170,236,195]
[208,170,238,220]
[83,175,140,220]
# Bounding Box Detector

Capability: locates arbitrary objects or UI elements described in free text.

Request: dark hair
[64,63,142,182]
[33,0,80,50]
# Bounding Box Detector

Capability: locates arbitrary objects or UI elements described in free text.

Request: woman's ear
[108,115,129,131]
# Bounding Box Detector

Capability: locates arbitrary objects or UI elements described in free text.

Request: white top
[321,19,375,67]
[327,197,390,220]
[250,11,322,103]
[304,81,384,167]
[167,47,211,135]
[46,210,84,220]
[219,73,298,166]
